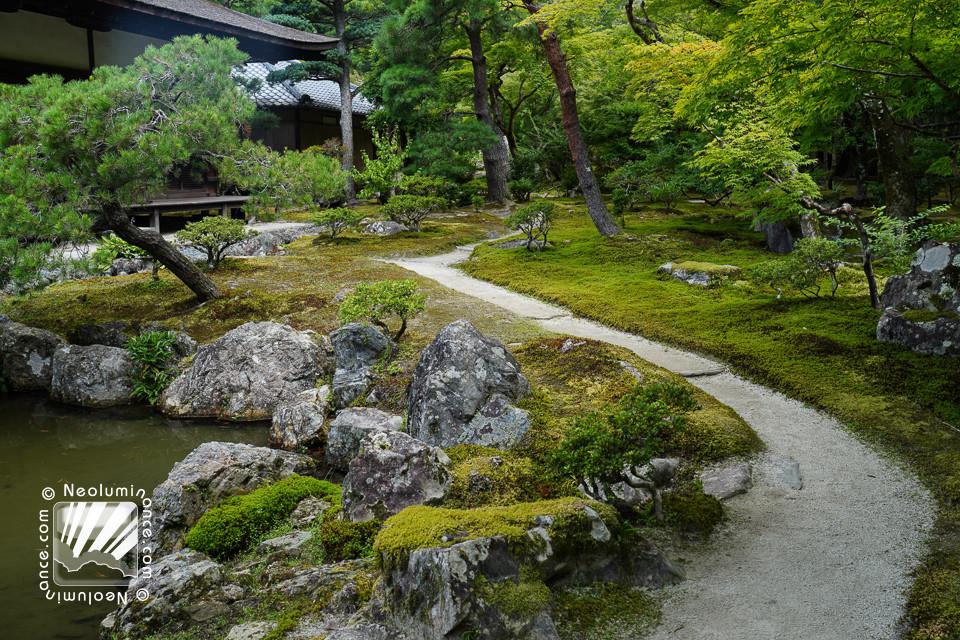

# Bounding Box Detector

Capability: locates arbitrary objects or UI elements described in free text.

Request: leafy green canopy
[337,278,426,340]
[174,216,253,269]
[0,35,251,292]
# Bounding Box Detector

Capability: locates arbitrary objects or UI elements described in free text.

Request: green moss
[671,261,741,278]
[661,487,724,536]
[372,498,619,572]
[553,582,661,640]
[318,506,382,562]
[478,566,552,620]
[445,454,544,509]
[902,309,959,324]
[185,476,341,560]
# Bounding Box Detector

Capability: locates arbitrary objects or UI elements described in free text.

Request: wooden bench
[127,166,250,232]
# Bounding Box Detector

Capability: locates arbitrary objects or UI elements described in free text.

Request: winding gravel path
[385,244,935,640]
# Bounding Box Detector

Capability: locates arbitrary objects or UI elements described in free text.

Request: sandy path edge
[384,245,934,640]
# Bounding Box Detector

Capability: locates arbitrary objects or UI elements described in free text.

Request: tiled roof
[111,0,337,47]
[238,61,376,115]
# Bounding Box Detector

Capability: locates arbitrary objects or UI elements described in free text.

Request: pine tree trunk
[465,20,511,204]
[101,206,220,302]
[523,3,620,236]
[335,0,356,199]
[864,100,916,220]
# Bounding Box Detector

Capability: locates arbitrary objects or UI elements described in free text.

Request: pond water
[0,394,268,639]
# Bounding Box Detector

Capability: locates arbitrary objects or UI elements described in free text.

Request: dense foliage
[124,330,178,405]
[174,217,253,269]
[337,278,426,340]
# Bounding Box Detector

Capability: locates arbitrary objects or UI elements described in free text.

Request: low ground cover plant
[185,476,341,560]
[125,330,178,405]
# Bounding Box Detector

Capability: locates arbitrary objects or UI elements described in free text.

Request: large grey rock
[364,221,409,236]
[463,393,533,449]
[160,322,324,420]
[102,550,224,639]
[150,442,314,553]
[406,320,530,449]
[50,344,137,407]
[377,501,684,640]
[332,367,374,409]
[700,462,753,500]
[326,407,405,470]
[256,530,314,557]
[70,321,130,347]
[289,496,333,528]
[331,323,392,371]
[270,386,332,450]
[225,622,278,640]
[0,321,65,390]
[877,242,960,356]
[341,430,452,522]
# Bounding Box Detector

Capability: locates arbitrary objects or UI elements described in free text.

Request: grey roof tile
[238,61,375,115]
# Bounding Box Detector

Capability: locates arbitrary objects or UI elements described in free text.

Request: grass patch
[461,202,960,638]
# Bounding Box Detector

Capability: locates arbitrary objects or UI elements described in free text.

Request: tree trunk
[846,211,882,310]
[523,3,620,236]
[334,0,356,199]
[864,100,916,220]
[465,20,511,203]
[100,206,220,302]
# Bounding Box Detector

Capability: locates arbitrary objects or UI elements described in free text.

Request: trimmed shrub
[506,200,559,251]
[337,278,426,340]
[174,216,252,269]
[312,207,366,239]
[184,476,341,560]
[380,195,448,232]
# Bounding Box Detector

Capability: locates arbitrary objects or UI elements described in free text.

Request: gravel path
[385,244,935,640]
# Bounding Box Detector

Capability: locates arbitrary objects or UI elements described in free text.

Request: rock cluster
[330,322,392,408]
[877,241,960,356]
[658,261,741,287]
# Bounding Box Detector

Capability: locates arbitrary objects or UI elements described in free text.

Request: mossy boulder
[658,261,741,287]
[371,498,683,640]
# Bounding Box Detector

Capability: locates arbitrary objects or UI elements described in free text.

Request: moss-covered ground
[460,199,960,639]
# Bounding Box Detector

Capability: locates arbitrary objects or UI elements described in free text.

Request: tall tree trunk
[334,0,356,199]
[522,3,620,236]
[864,100,916,220]
[465,20,511,203]
[101,206,220,302]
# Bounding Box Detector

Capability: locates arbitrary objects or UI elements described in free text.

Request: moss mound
[319,507,382,562]
[662,487,724,536]
[373,498,620,572]
[445,452,545,509]
[553,582,661,640]
[185,475,341,560]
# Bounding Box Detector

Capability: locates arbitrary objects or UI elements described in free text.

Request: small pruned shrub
[319,507,381,562]
[174,216,253,269]
[184,476,341,560]
[749,237,846,298]
[312,207,366,239]
[337,279,426,340]
[125,330,177,405]
[551,381,697,521]
[380,195,448,232]
[508,178,534,203]
[506,200,559,251]
[91,235,149,272]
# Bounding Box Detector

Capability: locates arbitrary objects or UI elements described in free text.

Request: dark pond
[0,394,268,639]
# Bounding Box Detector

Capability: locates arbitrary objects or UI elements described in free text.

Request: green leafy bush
[318,507,381,562]
[509,178,534,203]
[312,207,366,239]
[551,381,696,520]
[174,216,252,269]
[91,235,150,272]
[353,129,406,204]
[749,237,846,298]
[380,195,448,232]
[184,476,341,560]
[337,279,426,340]
[399,174,451,198]
[471,195,485,212]
[125,330,177,405]
[506,201,559,251]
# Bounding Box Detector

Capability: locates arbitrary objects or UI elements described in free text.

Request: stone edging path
[384,244,935,640]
